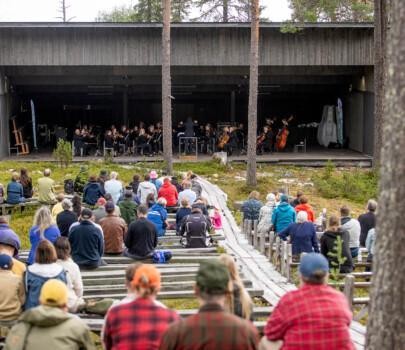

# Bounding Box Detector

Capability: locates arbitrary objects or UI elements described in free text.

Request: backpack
[64,179,75,195]
[152,250,172,264]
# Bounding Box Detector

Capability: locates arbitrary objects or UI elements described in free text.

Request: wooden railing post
[242,219,248,239]
[286,243,292,282]
[274,236,281,270]
[253,220,258,248]
[247,220,252,244]
[343,274,355,310]
[259,229,266,254]
[268,231,275,260]
[281,240,287,277]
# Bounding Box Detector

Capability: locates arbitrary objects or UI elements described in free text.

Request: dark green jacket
[119,199,138,225]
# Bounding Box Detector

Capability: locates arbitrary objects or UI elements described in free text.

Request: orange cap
[131,264,161,289]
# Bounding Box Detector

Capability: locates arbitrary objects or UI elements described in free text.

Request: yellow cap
[39,279,68,307]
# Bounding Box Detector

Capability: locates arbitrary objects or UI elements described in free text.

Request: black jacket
[56,210,78,237]
[180,212,212,248]
[320,230,353,273]
[83,181,105,206]
[125,218,158,259]
[358,211,376,247]
[68,220,104,267]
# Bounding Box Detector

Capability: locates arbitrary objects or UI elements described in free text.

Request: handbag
[152,250,172,264]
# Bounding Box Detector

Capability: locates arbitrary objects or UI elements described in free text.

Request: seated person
[56,199,78,237]
[180,205,212,248]
[241,191,263,221]
[51,193,65,221]
[37,169,56,204]
[68,209,105,269]
[6,172,25,204]
[147,197,168,237]
[124,205,158,260]
[83,175,105,206]
[176,199,191,234]
[118,190,138,225]
[0,254,25,321]
[178,181,197,206]
[158,177,178,207]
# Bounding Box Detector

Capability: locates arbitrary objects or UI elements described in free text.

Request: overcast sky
[0,0,291,22]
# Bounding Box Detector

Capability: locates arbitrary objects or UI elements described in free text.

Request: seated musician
[225,127,239,156]
[104,130,115,155]
[136,128,152,156]
[257,126,273,155]
[217,126,230,152]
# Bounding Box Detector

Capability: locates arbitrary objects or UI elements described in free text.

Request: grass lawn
[0,159,377,249]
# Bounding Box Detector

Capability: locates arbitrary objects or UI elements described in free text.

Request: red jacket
[295,203,315,222]
[158,182,178,207]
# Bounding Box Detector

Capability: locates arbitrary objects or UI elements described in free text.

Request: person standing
[262,253,354,350]
[27,207,61,265]
[37,168,56,204]
[0,254,25,321]
[104,264,179,350]
[241,191,263,221]
[257,193,276,236]
[137,174,158,205]
[104,171,123,204]
[290,190,303,208]
[358,199,377,247]
[160,259,259,350]
[56,199,78,237]
[68,209,104,269]
[5,279,95,350]
[271,194,296,234]
[340,206,361,258]
[99,202,127,254]
[294,195,315,222]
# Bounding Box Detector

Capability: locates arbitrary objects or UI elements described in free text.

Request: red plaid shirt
[264,284,354,350]
[159,303,259,350]
[104,297,180,350]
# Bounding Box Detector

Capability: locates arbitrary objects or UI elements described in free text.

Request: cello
[276,116,293,151]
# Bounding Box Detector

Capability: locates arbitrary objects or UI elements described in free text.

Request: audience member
[5,279,95,350]
[190,173,202,198]
[20,168,33,199]
[104,264,179,350]
[358,199,377,247]
[51,193,65,220]
[6,172,25,204]
[72,194,84,218]
[147,197,169,237]
[210,207,223,230]
[340,205,361,258]
[97,169,109,192]
[178,181,197,206]
[104,193,121,217]
[104,171,123,204]
[176,199,191,234]
[0,254,25,321]
[27,206,61,265]
[192,197,209,216]
[219,254,253,320]
[290,190,303,208]
[180,205,212,248]
[119,190,138,225]
[150,170,163,191]
[55,237,84,313]
[262,253,353,350]
[146,192,156,208]
[279,211,319,259]
[294,195,315,222]
[37,168,56,204]
[366,228,376,269]
[321,215,353,273]
[241,191,263,221]
[56,199,78,237]
[129,174,141,194]
[68,208,105,269]
[0,183,4,203]
[0,216,26,276]
[158,177,178,207]
[257,193,276,236]
[170,176,183,194]
[25,240,67,310]
[271,194,296,234]
[124,205,158,260]
[160,260,259,350]
[100,201,127,254]
[83,175,105,206]
[92,197,107,223]
[138,174,158,205]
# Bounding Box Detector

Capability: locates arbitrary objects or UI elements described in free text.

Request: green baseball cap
[196,260,230,295]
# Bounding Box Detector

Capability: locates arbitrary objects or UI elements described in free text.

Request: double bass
[276,116,293,151]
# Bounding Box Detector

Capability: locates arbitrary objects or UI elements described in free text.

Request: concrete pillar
[0,73,10,159]
[230,90,236,123]
[122,89,128,126]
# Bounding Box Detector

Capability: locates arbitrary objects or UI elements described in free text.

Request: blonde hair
[219,254,252,320]
[248,191,260,200]
[33,206,53,237]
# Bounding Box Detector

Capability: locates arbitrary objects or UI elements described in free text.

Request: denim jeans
[350,247,359,258]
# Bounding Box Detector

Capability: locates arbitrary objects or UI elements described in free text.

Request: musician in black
[136,128,152,156]
[257,125,273,155]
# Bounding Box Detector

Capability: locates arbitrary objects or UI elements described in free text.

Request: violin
[276,116,294,151]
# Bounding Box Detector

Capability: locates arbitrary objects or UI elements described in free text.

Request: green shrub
[53,139,72,168]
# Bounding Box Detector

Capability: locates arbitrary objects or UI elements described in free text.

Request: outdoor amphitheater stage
[5,149,373,167]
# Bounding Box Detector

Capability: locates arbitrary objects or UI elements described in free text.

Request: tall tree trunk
[162,0,173,174]
[366,0,405,348]
[373,0,388,167]
[223,0,228,22]
[246,0,259,187]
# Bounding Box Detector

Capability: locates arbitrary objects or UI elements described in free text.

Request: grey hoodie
[341,217,361,248]
[137,181,158,204]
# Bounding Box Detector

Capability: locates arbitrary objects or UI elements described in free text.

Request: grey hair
[157,197,167,206]
[61,199,72,211]
[297,211,308,224]
[110,171,118,179]
[367,199,377,212]
[44,168,51,176]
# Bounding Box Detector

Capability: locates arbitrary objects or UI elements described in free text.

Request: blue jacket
[0,223,21,257]
[150,178,162,192]
[272,202,296,233]
[27,225,61,265]
[176,207,192,233]
[241,199,263,221]
[24,268,67,310]
[279,222,319,255]
[83,181,105,206]
[147,203,167,237]
[68,220,104,267]
[6,181,24,204]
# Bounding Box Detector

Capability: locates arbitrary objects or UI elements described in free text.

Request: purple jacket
[0,223,21,257]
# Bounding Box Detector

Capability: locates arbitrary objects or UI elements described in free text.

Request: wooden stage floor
[5,149,373,167]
